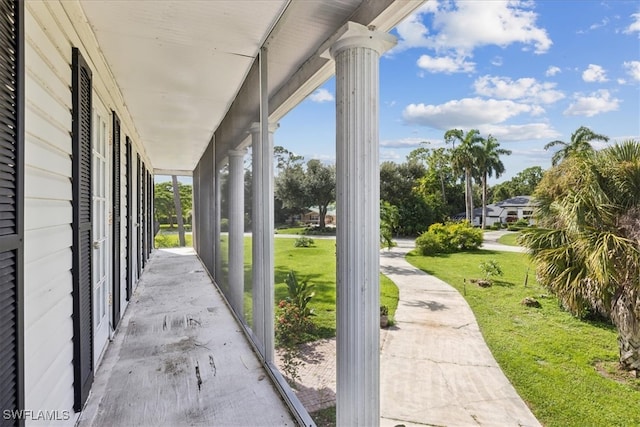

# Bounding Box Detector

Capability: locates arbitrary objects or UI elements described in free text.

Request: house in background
[290,206,337,227]
[453,196,538,227]
[2,1,424,426]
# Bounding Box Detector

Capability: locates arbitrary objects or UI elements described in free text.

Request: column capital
[249,121,280,134]
[325,21,397,59]
[228,148,247,158]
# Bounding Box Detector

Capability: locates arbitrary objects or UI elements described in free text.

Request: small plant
[479,259,503,283]
[294,236,315,247]
[380,305,389,328]
[275,271,316,385]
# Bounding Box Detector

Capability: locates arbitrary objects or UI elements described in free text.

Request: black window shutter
[136,154,141,277]
[141,161,146,268]
[111,112,121,327]
[71,47,93,412]
[0,1,23,426]
[125,137,133,300]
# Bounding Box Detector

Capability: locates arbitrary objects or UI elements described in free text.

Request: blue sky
[276,0,640,183]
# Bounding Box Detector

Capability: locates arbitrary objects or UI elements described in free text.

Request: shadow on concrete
[404,299,448,311]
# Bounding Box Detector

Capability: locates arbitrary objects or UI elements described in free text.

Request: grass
[154,232,193,247]
[216,236,398,340]
[275,226,306,235]
[497,231,521,246]
[405,249,640,426]
[310,406,335,427]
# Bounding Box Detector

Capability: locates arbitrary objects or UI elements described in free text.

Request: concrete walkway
[379,239,540,427]
[79,248,295,427]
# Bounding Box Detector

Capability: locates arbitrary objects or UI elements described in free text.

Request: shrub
[220,218,229,232]
[294,236,315,247]
[479,259,503,283]
[416,221,483,255]
[415,232,444,255]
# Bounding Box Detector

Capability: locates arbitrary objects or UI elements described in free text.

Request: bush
[294,236,315,247]
[220,218,229,232]
[415,221,483,256]
[415,232,444,255]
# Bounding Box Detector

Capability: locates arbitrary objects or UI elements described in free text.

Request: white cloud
[589,17,610,31]
[624,13,640,35]
[563,90,620,117]
[473,75,565,104]
[545,66,561,76]
[380,137,431,149]
[582,64,608,82]
[402,97,542,129]
[308,88,334,103]
[477,123,561,141]
[416,54,475,74]
[491,56,504,67]
[624,61,640,81]
[392,0,552,55]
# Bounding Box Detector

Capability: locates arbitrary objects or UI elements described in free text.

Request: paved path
[379,238,540,427]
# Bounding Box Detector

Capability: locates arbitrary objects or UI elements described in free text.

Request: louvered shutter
[0,1,23,425]
[111,112,121,327]
[71,47,93,411]
[125,137,133,300]
[141,161,146,268]
[136,154,141,276]
[147,171,152,255]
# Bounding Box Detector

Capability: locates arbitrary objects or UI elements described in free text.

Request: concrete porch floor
[77,248,296,427]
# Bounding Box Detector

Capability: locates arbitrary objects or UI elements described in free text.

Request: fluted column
[330,22,396,427]
[228,148,246,315]
[250,122,279,361]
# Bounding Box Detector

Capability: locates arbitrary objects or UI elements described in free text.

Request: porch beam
[330,22,396,427]
[228,148,247,315]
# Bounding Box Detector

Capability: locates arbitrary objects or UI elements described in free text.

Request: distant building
[454,196,538,226]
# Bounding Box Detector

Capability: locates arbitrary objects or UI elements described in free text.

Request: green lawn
[217,236,398,340]
[405,249,640,426]
[497,231,521,246]
[154,232,193,247]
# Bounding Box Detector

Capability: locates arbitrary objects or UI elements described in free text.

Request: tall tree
[172,175,186,246]
[476,135,511,228]
[521,139,640,372]
[445,129,483,222]
[491,166,544,202]
[303,160,336,228]
[544,125,609,166]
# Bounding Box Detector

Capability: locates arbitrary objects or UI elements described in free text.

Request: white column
[330,22,396,427]
[228,148,246,315]
[250,121,278,362]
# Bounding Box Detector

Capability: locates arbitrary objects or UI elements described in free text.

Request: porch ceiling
[79,0,425,174]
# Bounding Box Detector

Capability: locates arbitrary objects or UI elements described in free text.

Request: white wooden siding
[24,1,153,424]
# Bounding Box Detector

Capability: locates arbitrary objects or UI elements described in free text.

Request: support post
[250,121,278,361]
[330,22,396,427]
[228,148,247,315]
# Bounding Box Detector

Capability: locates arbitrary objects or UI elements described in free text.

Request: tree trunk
[610,286,640,374]
[172,175,186,247]
[465,168,473,223]
[439,172,447,203]
[319,205,327,229]
[481,173,487,229]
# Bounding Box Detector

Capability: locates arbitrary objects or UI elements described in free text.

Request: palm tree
[476,136,511,229]
[521,139,640,372]
[445,129,483,222]
[544,125,609,166]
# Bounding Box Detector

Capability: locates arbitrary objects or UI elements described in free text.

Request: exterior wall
[23,1,153,424]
